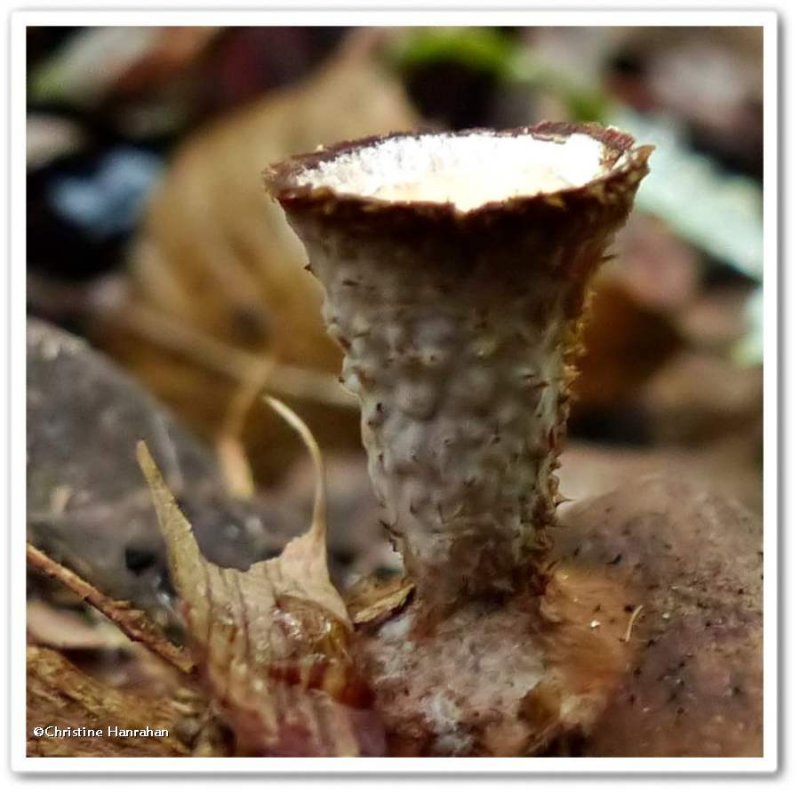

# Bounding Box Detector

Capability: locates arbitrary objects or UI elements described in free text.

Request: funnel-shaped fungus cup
[266,126,761,758]
[266,123,652,609]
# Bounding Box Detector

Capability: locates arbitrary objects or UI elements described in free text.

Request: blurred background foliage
[26,25,764,521]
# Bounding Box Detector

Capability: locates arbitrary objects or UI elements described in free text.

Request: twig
[623,604,645,643]
[215,357,276,499]
[26,542,195,676]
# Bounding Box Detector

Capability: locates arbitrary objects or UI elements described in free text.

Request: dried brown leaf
[137,400,385,756]
[346,576,414,627]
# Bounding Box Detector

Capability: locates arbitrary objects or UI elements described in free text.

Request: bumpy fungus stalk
[266,123,651,610]
[265,127,763,758]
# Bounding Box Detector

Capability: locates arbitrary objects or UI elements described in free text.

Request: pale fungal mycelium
[266,123,652,610]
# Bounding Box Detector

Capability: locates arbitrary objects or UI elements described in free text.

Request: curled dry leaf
[347,576,415,628]
[136,402,385,757]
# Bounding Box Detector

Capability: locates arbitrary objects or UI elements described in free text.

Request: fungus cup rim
[264,121,653,225]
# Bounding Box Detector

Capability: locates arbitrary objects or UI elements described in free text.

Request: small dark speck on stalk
[174,495,189,517]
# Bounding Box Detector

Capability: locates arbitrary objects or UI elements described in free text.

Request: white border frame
[7,7,779,775]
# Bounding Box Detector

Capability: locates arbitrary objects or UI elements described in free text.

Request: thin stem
[263,396,327,543]
[26,542,195,676]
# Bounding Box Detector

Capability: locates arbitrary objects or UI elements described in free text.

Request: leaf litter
[27,395,385,757]
[136,395,385,756]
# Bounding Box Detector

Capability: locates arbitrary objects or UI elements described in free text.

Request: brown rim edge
[263,121,653,222]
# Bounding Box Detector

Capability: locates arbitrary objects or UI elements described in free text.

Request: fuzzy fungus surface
[266,123,652,609]
[265,125,762,759]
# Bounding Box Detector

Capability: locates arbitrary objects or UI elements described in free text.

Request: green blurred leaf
[389,28,517,76]
[389,28,609,123]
